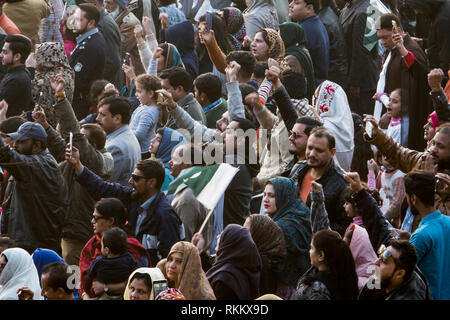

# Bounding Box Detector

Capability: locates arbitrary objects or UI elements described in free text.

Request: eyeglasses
[92,215,106,222]
[378,245,399,267]
[131,174,146,182]
[289,130,305,139]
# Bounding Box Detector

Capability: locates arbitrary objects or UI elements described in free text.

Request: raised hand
[0,99,8,121]
[32,105,49,129]
[50,67,65,93]
[142,16,153,35]
[199,28,215,46]
[134,24,144,43]
[427,68,445,92]
[367,158,378,172]
[363,114,380,137]
[122,56,136,81]
[155,89,177,111]
[225,61,241,82]
[344,172,363,192]
[159,13,168,30]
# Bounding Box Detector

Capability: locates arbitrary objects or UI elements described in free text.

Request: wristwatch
[55,91,65,100]
[104,285,109,293]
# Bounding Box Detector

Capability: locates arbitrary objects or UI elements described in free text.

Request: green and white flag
[167,163,239,211]
[364,0,391,52]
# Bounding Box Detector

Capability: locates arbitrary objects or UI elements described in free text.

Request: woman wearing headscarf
[243,214,287,296]
[206,224,262,300]
[243,0,279,40]
[164,21,199,82]
[32,41,75,127]
[313,80,354,172]
[156,241,216,300]
[263,177,312,298]
[148,43,185,76]
[79,198,150,300]
[251,28,285,64]
[149,127,186,191]
[0,248,43,300]
[31,248,64,287]
[279,22,315,102]
[220,7,246,50]
[123,267,167,300]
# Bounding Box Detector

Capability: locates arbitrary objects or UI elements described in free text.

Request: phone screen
[69,132,73,157]
[206,11,212,31]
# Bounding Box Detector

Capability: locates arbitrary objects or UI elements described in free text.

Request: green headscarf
[279,22,315,101]
[267,177,312,287]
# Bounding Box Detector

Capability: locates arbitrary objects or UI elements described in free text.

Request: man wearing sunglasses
[359,240,431,300]
[66,146,183,266]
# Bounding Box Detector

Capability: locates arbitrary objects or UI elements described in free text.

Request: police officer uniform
[69,28,106,120]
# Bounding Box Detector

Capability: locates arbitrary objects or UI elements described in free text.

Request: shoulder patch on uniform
[74,62,83,72]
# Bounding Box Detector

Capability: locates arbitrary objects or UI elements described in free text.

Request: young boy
[87,227,137,299]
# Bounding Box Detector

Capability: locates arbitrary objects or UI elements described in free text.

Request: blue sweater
[299,16,330,86]
[129,105,159,153]
[410,211,450,300]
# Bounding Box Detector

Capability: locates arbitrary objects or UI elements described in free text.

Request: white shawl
[0,248,43,300]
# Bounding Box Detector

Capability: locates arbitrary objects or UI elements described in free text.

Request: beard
[410,203,420,216]
[380,272,395,290]
[437,157,450,171]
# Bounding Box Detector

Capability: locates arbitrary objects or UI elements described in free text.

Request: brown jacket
[366,130,450,224]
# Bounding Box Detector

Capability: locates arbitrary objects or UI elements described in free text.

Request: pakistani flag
[364,0,391,52]
[167,163,239,211]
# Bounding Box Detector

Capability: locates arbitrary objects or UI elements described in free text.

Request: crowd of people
[0,0,449,301]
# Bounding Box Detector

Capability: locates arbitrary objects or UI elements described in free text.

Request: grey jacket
[166,92,206,129]
[46,98,114,243]
[168,81,245,142]
[106,125,141,186]
[244,0,279,39]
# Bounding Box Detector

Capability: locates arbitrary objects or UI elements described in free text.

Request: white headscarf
[314,81,355,154]
[0,248,43,300]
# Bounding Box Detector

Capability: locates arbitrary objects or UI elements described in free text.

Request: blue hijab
[32,248,64,286]
[268,177,312,287]
[165,21,199,81]
[156,127,186,169]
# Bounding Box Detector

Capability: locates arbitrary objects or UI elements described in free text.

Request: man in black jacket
[66,149,183,265]
[69,3,106,120]
[294,127,351,235]
[0,34,32,117]
[339,0,379,116]
[343,172,432,300]
[0,121,68,255]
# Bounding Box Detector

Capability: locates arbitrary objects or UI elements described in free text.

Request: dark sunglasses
[289,130,304,139]
[131,174,146,182]
[92,215,106,222]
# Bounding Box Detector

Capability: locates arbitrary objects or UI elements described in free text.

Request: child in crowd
[87,227,138,300]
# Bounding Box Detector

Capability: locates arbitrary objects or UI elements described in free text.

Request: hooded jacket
[165,21,199,82]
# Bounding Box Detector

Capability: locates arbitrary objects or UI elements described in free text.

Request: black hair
[158,0,176,6]
[41,262,74,295]
[281,70,307,99]
[305,0,320,13]
[4,34,32,64]
[78,3,101,26]
[390,240,418,281]
[376,13,402,30]
[226,51,256,79]
[0,236,15,250]
[253,62,268,79]
[194,72,222,102]
[98,96,132,124]
[81,123,106,150]
[404,171,436,207]
[159,67,192,93]
[198,13,232,54]
[295,116,323,136]
[309,127,335,150]
[94,197,128,227]
[102,227,128,255]
[312,230,359,300]
[88,79,110,107]
[0,116,26,134]
[135,158,166,190]
[130,272,153,292]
